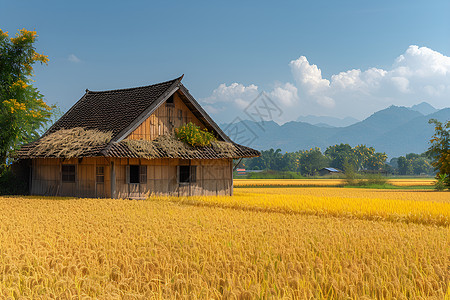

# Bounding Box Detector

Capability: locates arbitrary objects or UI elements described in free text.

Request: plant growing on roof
[175,122,216,147]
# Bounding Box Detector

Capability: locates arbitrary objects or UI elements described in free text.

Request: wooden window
[62,165,75,182]
[126,165,146,184]
[178,109,183,120]
[96,166,105,183]
[177,166,196,184]
[167,106,173,130]
[140,165,147,183]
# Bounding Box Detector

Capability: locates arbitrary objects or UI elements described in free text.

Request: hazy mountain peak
[410,102,438,115]
[220,104,449,158]
[296,115,359,127]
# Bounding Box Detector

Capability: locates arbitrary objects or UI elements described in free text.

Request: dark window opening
[178,166,196,184]
[178,109,183,120]
[62,165,75,182]
[96,166,104,183]
[129,165,140,183]
[166,95,174,106]
[128,165,147,184]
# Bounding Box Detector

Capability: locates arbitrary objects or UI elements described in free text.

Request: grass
[240,170,306,179]
[0,187,449,298]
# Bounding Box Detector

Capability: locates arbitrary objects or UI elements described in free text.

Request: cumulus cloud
[201,83,259,121]
[68,54,81,63]
[269,83,298,107]
[290,56,330,94]
[200,45,450,123]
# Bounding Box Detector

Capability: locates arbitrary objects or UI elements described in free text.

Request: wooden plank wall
[31,158,60,196]
[31,157,232,198]
[115,158,232,198]
[127,92,205,141]
[31,158,111,198]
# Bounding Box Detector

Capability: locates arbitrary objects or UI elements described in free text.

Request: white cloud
[202,82,258,105]
[290,56,330,94]
[68,54,81,63]
[201,83,259,122]
[269,83,298,107]
[201,45,450,123]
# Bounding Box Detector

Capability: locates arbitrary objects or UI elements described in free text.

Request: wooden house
[16,76,260,198]
[318,167,342,176]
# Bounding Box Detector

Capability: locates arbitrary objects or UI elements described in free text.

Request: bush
[343,160,389,187]
[175,122,216,147]
[0,168,28,195]
[245,170,305,179]
[365,174,388,186]
[435,174,449,191]
[343,160,358,185]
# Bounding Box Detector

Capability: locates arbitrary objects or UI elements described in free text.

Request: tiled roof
[45,77,181,140]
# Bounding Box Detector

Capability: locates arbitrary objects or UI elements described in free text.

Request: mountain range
[220,102,450,158]
[296,115,360,128]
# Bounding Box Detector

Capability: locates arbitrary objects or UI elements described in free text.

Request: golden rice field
[0,186,449,299]
[234,178,436,187]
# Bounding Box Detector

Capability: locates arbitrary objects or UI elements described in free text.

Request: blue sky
[1,0,449,123]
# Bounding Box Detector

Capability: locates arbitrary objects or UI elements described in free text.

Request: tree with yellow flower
[0,28,54,173]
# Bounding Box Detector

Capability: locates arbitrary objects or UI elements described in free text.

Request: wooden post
[138,159,141,198]
[188,159,191,196]
[58,159,62,197]
[110,161,116,199]
[201,161,204,196]
[230,158,233,196]
[94,160,97,198]
[127,158,130,198]
[29,160,33,195]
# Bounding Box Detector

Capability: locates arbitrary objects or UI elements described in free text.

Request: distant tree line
[389,153,434,175]
[241,144,387,176]
[240,143,435,176]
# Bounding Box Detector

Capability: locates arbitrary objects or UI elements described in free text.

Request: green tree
[353,144,374,170]
[281,151,301,172]
[397,156,411,175]
[298,148,329,176]
[411,157,433,175]
[428,119,450,188]
[394,153,433,175]
[0,28,53,173]
[246,148,284,171]
[325,143,355,170]
[365,152,388,171]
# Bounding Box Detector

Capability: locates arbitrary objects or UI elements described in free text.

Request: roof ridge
[86,75,183,94]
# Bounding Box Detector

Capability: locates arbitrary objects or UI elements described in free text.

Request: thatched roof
[17,128,260,160]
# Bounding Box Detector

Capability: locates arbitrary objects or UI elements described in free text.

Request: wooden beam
[110,161,116,199]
